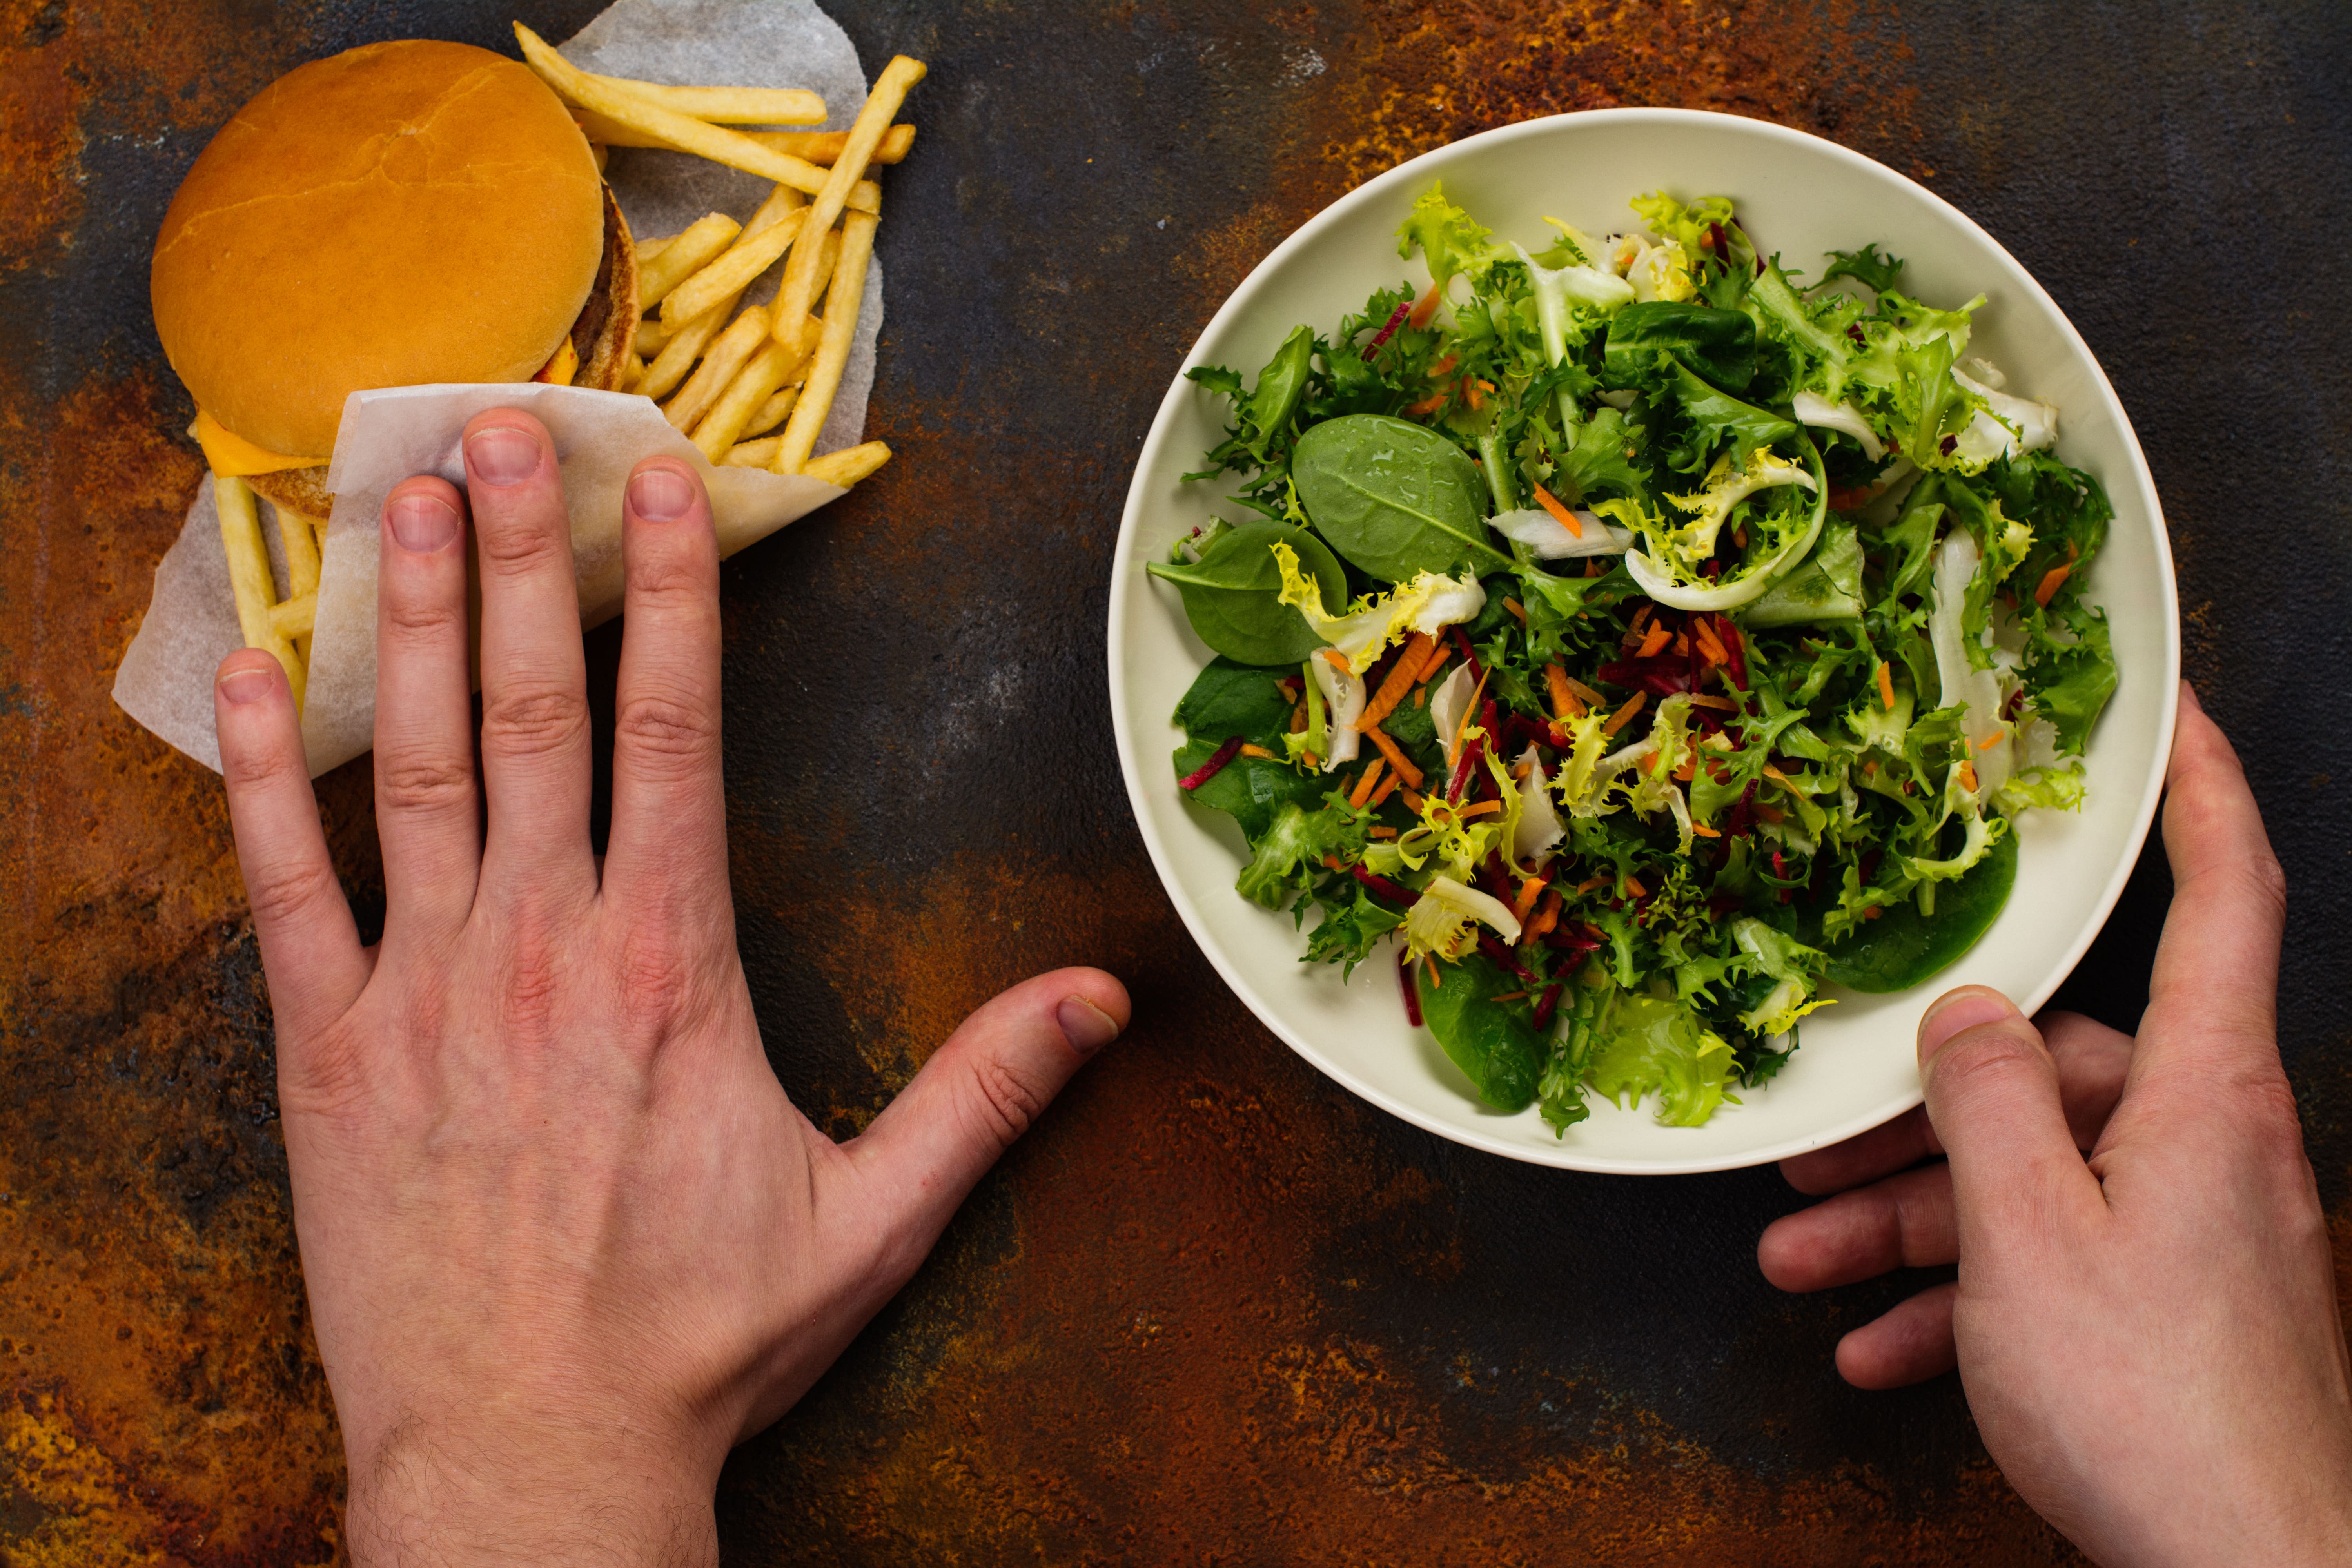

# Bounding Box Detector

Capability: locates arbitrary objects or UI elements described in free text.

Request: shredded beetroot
[1533,982,1564,1029]
[1446,734,1485,802]
[1724,779,1760,839]
[1597,657,1697,698]
[1450,626,1485,683]
[1717,617,1749,690]
[1398,950,1423,1027]
[1178,736,1245,790]
[1352,864,1416,906]
[1361,299,1413,361]
[1477,933,1539,986]
[1544,925,1603,954]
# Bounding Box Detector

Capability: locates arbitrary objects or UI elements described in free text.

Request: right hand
[1759,685,2352,1566]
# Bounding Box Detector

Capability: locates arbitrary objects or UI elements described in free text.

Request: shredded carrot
[1424,953,1442,989]
[1364,725,1425,788]
[1531,482,1584,537]
[1603,691,1648,737]
[1412,687,1427,708]
[1511,873,1550,922]
[1624,875,1648,898]
[1358,632,1434,731]
[1761,764,1796,789]
[1446,668,1491,764]
[1635,621,1673,659]
[1401,788,1425,812]
[1510,759,1534,782]
[1958,759,1979,793]
[1561,672,1604,707]
[1486,991,1528,1004]
[1457,799,1503,819]
[1425,352,1460,378]
[1628,605,1653,637]
[1348,757,1388,808]
[1408,280,1443,329]
[2033,562,2072,606]
[1544,663,1587,722]
[1672,632,1691,657]
[1289,700,1308,733]
[1415,639,1453,683]
[1752,801,1787,826]
[1689,822,1722,839]
[1370,771,1403,809]
[1322,648,1352,673]
[1322,855,1344,871]
[1688,694,1737,711]
[1463,377,1493,411]
[1238,743,1281,761]
[1864,906,1882,922]
[1503,597,1527,625]
[1673,755,1696,783]
[1692,619,1729,666]
[1572,875,1609,896]
[1277,677,1301,701]
[1875,660,1896,711]
[1368,825,1398,839]
[1978,731,2003,751]
[1402,388,1448,419]
[1863,759,1878,775]
[1525,889,1563,941]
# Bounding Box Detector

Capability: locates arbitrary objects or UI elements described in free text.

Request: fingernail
[1918,988,2017,1062]
[1056,996,1121,1056]
[628,466,696,522]
[217,666,274,705]
[465,425,540,486]
[387,492,459,553]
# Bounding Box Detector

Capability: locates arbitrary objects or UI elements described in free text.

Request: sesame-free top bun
[151,39,604,459]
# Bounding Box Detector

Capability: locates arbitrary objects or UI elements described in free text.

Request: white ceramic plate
[1109,109,2178,1173]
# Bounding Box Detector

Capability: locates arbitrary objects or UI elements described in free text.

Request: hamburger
[151,39,639,518]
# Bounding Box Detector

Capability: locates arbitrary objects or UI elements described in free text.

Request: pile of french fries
[514,24,920,482]
[217,29,924,712]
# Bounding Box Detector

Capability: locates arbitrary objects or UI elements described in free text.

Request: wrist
[344,1404,721,1568]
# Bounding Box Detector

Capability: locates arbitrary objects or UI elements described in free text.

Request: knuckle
[497,929,567,1040]
[381,585,465,643]
[481,681,588,759]
[476,512,568,576]
[963,1054,1051,1151]
[245,855,342,931]
[626,544,715,609]
[223,728,304,794]
[615,690,718,775]
[613,929,698,1024]
[376,750,475,818]
[1927,1027,2048,1103]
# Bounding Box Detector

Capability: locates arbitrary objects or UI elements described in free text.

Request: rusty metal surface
[2,1,2347,1561]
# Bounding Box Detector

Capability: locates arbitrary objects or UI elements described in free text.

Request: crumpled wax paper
[112,0,885,777]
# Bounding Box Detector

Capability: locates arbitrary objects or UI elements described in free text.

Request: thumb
[1918,986,2103,1256]
[844,967,1129,1254]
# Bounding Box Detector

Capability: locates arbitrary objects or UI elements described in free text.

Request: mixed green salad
[1151,185,2119,1133]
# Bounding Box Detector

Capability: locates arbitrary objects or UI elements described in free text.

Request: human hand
[1757,684,2352,1566]
[210,410,1129,1566]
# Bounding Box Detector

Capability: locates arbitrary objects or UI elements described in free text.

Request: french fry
[690,316,824,461]
[634,232,676,265]
[572,107,882,212]
[664,305,771,434]
[722,436,783,468]
[771,56,924,352]
[579,75,826,125]
[772,209,878,473]
[803,441,892,488]
[635,212,740,309]
[746,125,916,166]
[277,503,323,659]
[622,351,648,392]
[516,26,855,203]
[661,207,806,327]
[637,294,743,401]
[634,318,670,358]
[590,140,608,175]
[741,385,800,440]
[741,181,807,237]
[214,474,305,710]
[268,592,317,642]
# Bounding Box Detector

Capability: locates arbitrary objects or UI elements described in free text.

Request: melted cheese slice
[192,409,325,477]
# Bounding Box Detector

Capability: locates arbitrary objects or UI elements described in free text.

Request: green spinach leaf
[1147,523,1348,666]
[1292,414,1512,581]
[1605,302,1758,391]
[1416,949,1544,1112]
[1820,829,2017,992]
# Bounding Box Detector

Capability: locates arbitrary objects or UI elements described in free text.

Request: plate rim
[1108,106,2180,1174]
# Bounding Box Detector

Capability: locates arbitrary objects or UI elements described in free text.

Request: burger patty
[249,180,640,521]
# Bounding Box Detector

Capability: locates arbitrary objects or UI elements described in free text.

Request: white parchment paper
[113,0,884,777]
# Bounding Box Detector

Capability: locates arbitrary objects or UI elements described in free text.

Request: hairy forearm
[345,1414,718,1568]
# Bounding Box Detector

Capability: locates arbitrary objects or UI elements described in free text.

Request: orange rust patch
[1318,0,1924,190]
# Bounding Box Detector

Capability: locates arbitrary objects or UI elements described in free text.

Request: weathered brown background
[4,0,2348,1562]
